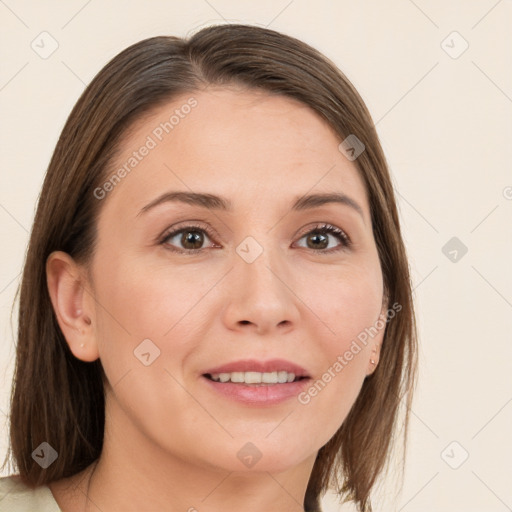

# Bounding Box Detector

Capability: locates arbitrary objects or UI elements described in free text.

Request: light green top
[0,475,61,512]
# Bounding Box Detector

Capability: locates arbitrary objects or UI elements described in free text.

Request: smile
[205,371,304,385]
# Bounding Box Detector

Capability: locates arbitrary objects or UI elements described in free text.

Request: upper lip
[203,359,310,378]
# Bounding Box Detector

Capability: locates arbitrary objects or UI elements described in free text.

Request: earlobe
[366,352,379,376]
[46,251,99,362]
[366,299,388,376]
[366,338,383,376]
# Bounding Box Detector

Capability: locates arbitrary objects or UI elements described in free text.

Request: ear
[46,251,99,362]
[366,293,389,376]
[366,342,382,376]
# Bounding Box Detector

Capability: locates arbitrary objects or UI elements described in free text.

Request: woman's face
[78,87,386,474]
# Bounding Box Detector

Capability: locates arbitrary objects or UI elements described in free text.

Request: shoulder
[0,475,61,512]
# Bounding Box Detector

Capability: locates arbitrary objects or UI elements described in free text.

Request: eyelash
[158,222,352,255]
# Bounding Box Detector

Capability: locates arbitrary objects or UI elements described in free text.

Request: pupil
[183,231,203,249]
[308,232,327,249]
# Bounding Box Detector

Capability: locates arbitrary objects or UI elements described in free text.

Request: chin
[205,441,314,475]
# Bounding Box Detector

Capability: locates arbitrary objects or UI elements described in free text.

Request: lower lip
[201,375,311,405]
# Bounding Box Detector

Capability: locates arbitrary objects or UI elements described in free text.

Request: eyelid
[293,222,351,251]
[295,222,350,242]
[158,221,220,249]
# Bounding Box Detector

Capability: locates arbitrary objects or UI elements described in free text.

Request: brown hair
[3,23,418,511]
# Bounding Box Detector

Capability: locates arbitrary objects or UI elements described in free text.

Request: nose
[221,243,300,336]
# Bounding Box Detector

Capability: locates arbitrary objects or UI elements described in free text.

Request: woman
[0,23,417,511]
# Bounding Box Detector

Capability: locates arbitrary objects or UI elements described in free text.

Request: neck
[85,446,312,512]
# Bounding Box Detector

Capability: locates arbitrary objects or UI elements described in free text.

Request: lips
[202,358,310,378]
[201,359,312,405]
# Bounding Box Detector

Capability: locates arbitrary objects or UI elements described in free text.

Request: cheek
[296,261,383,423]
[88,255,205,438]
[309,259,384,347]
[92,251,192,338]
[89,250,218,390]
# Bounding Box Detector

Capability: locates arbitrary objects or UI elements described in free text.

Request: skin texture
[46,87,386,511]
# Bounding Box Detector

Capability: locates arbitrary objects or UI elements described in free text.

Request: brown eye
[295,224,351,252]
[179,230,205,250]
[305,231,329,249]
[160,224,217,254]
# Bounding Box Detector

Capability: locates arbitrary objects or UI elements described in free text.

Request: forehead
[102,87,369,217]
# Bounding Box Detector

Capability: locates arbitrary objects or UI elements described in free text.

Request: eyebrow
[137,191,365,219]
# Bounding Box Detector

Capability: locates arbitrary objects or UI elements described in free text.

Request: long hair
[3,23,418,512]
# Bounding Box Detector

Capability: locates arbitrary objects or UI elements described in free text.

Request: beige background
[1,1,511,510]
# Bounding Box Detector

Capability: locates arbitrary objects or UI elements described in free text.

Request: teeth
[277,371,288,383]
[262,371,278,383]
[209,371,298,384]
[230,372,244,383]
[245,371,262,384]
